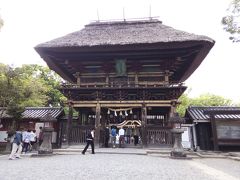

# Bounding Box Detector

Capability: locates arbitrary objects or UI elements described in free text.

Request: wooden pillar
[95,103,101,147]
[164,70,169,84]
[76,72,81,86]
[210,114,219,151]
[106,74,109,87]
[135,72,139,87]
[65,102,73,146]
[141,103,147,147]
[169,101,177,126]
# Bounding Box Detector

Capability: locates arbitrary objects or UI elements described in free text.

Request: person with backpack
[111,127,117,148]
[9,129,23,160]
[82,128,95,155]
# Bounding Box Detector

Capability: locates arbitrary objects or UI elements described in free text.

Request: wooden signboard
[216,120,240,140]
[216,125,240,139]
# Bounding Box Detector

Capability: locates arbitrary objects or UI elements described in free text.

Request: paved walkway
[1,147,240,180]
[0,152,240,180]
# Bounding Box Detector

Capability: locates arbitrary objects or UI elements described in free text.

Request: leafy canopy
[0,15,3,30]
[222,0,240,42]
[177,93,233,117]
[0,63,66,122]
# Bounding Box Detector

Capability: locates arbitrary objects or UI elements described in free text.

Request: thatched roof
[35,19,214,48]
[35,19,215,83]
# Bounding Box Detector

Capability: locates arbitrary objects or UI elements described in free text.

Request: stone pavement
[51,146,240,161]
[0,150,240,180]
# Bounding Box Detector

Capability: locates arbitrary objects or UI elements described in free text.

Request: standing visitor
[82,128,95,155]
[118,127,125,148]
[133,127,139,146]
[125,128,131,144]
[22,129,31,153]
[9,129,23,160]
[111,127,117,148]
[104,127,110,148]
[29,130,37,151]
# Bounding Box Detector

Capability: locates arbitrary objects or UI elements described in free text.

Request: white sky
[0,0,239,102]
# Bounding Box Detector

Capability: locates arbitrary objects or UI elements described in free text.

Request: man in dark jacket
[82,128,95,155]
[9,129,23,160]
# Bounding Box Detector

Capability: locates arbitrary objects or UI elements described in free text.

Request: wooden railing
[147,129,173,146]
[61,82,183,89]
[70,126,94,144]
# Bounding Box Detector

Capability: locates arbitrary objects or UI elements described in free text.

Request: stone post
[38,111,57,155]
[169,113,187,158]
[38,127,54,154]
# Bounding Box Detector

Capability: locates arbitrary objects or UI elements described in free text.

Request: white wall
[0,131,8,142]
[181,126,192,149]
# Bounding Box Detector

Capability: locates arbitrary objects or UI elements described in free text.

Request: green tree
[177,93,232,117]
[222,0,240,42]
[0,63,67,130]
[0,15,3,30]
[14,64,66,107]
[0,64,25,130]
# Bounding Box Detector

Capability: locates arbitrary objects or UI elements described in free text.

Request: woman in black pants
[82,128,95,154]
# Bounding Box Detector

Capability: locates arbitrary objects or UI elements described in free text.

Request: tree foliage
[177,93,233,117]
[0,63,66,128]
[0,15,3,30]
[222,0,240,42]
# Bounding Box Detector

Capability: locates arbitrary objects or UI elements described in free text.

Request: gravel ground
[0,153,239,180]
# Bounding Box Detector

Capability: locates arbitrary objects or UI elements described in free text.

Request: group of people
[81,126,141,155]
[104,126,140,148]
[8,127,43,160]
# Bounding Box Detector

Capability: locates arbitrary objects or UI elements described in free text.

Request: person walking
[9,129,23,160]
[22,129,31,153]
[82,128,95,155]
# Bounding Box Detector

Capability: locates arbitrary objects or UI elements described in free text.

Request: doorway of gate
[101,107,142,148]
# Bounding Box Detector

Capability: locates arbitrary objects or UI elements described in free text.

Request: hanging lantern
[125,110,128,116]
[120,111,123,116]
[114,111,117,116]
[107,109,110,114]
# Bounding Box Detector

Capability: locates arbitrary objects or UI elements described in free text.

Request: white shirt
[91,130,94,138]
[29,131,37,142]
[22,131,31,143]
[119,128,125,136]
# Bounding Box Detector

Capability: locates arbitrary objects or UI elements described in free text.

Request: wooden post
[164,70,169,85]
[65,102,73,146]
[76,72,81,86]
[106,74,109,87]
[169,101,177,126]
[135,72,139,87]
[95,103,101,147]
[210,114,219,151]
[141,104,147,147]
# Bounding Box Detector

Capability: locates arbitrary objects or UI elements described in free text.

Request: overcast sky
[0,0,239,102]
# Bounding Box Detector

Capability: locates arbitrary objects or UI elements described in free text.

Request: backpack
[111,129,116,136]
